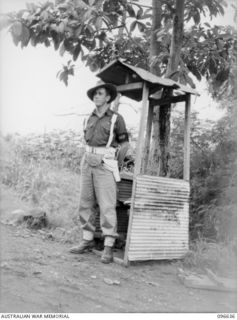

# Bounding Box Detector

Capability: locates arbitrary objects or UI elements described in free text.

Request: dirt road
[0,186,236,313]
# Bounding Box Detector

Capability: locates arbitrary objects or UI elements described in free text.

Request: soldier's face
[93,88,111,107]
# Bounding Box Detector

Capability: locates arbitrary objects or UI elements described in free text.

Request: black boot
[69,239,95,254]
[101,246,113,264]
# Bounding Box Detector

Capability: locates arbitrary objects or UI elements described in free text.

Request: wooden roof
[96,59,199,101]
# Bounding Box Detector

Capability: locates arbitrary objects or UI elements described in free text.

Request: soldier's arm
[115,114,134,167]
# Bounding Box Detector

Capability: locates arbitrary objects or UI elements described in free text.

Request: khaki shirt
[84,109,128,147]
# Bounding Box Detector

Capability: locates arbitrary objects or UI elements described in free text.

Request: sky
[0,0,235,135]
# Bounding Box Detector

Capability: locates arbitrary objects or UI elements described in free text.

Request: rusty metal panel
[117,177,133,202]
[127,175,190,261]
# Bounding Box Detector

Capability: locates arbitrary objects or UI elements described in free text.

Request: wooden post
[133,81,150,176]
[142,101,153,174]
[124,81,149,266]
[184,94,191,181]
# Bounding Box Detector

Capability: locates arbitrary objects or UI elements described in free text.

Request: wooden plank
[149,94,186,106]
[134,81,150,176]
[184,94,191,181]
[117,82,143,92]
[124,82,150,266]
[142,102,153,174]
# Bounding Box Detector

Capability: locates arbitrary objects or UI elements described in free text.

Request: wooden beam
[124,81,149,266]
[117,82,143,92]
[142,102,153,174]
[133,81,149,176]
[184,94,191,181]
[150,94,186,106]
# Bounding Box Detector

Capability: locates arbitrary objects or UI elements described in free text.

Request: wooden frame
[124,81,149,266]
[184,94,191,181]
[94,60,197,266]
[117,82,143,93]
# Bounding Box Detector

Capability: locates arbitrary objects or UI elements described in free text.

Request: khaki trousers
[79,153,118,247]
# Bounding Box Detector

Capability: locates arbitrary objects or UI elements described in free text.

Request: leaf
[83,8,93,21]
[94,0,104,10]
[59,71,68,86]
[74,0,89,10]
[40,10,49,20]
[75,24,83,37]
[64,38,73,51]
[73,42,81,61]
[11,21,23,37]
[44,38,50,47]
[16,9,28,19]
[130,20,137,33]
[193,12,201,25]
[52,33,61,50]
[21,25,30,46]
[85,24,94,36]
[136,7,143,19]
[58,21,65,33]
[137,21,146,33]
[95,16,102,30]
[138,13,152,20]
[12,34,20,46]
[50,23,58,32]
[185,73,195,88]
[97,30,106,42]
[59,43,65,56]
[89,61,99,72]
[188,65,202,81]
[30,36,36,46]
[126,4,136,18]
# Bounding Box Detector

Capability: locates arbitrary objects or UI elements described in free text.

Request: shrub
[181,238,237,277]
[0,131,83,230]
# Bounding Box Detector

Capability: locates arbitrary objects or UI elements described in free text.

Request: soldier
[70,80,130,263]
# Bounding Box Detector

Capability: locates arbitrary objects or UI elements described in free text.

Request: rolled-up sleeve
[115,114,129,144]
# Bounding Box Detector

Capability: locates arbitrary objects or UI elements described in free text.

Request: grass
[1,132,237,273]
[0,133,82,242]
[181,238,237,277]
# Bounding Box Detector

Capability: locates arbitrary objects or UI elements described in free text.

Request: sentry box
[93,59,199,266]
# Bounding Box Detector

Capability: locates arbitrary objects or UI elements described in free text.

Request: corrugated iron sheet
[127,175,190,261]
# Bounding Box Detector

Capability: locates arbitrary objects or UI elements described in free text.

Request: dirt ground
[0,186,236,313]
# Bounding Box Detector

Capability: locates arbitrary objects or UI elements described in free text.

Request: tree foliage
[170,100,237,241]
[1,0,236,97]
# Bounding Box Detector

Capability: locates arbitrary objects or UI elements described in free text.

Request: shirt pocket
[85,121,95,141]
[101,120,111,135]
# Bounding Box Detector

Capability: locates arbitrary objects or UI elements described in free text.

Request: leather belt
[85,145,116,155]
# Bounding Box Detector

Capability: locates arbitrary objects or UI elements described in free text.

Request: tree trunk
[166,0,185,80]
[147,0,162,175]
[149,0,162,76]
[111,10,126,113]
[148,0,185,176]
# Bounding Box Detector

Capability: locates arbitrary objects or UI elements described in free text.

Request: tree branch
[129,1,152,9]
[99,24,126,32]
[53,113,90,117]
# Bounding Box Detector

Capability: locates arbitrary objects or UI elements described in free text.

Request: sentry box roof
[96,59,199,101]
